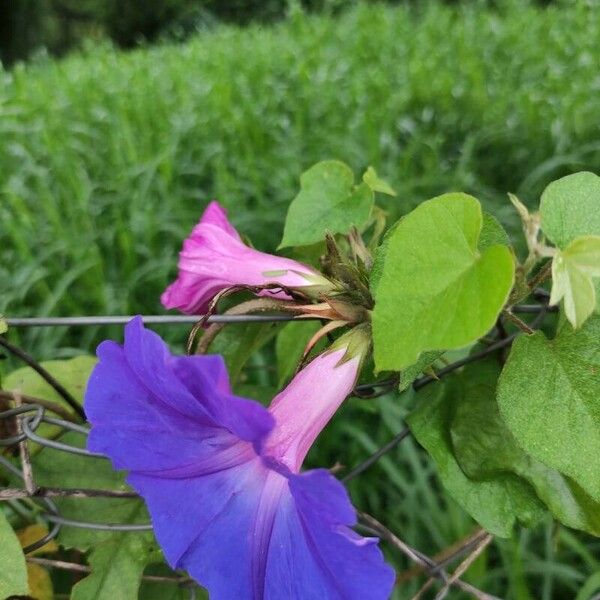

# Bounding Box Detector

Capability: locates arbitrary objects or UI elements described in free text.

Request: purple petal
[264,469,395,600]
[128,461,394,600]
[85,318,274,472]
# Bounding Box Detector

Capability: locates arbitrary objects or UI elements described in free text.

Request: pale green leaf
[452,360,600,536]
[0,317,7,335]
[275,320,323,387]
[497,316,600,502]
[372,193,515,371]
[279,160,374,248]
[2,355,95,407]
[540,171,600,249]
[0,509,29,598]
[2,355,96,448]
[549,236,600,328]
[362,166,396,196]
[407,381,544,537]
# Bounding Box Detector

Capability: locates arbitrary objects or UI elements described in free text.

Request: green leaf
[540,171,600,249]
[3,355,96,405]
[279,160,374,248]
[0,317,7,335]
[275,320,323,387]
[479,212,511,251]
[209,321,279,386]
[2,355,96,448]
[369,219,399,297]
[451,360,600,536]
[497,316,600,502]
[550,235,600,328]
[33,432,152,549]
[0,509,29,598]
[71,533,155,600]
[362,166,396,196]
[372,193,515,371]
[397,350,443,392]
[407,380,544,537]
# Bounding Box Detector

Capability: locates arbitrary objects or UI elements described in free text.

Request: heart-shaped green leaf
[452,360,600,536]
[372,193,515,371]
[279,160,373,248]
[540,171,600,249]
[497,316,600,502]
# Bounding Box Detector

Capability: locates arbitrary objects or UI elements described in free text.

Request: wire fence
[0,307,553,599]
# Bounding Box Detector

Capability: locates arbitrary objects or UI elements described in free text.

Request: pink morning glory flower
[84,318,395,599]
[161,201,327,314]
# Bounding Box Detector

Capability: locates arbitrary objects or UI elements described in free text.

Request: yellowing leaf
[27,563,53,600]
[17,524,59,556]
[550,235,600,328]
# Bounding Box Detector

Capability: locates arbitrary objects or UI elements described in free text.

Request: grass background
[2,1,600,597]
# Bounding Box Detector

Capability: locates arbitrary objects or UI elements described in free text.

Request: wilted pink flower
[162,201,327,314]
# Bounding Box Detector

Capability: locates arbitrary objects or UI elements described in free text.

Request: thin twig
[433,533,494,600]
[0,336,85,420]
[342,428,410,482]
[502,310,534,334]
[527,260,552,291]
[14,392,36,495]
[26,557,192,584]
[0,391,79,423]
[358,513,499,600]
[0,487,139,500]
[398,528,486,583]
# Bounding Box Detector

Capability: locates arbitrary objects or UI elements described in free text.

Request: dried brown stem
[0,391,79,423]
[0,487,139,500]
[433,533,494,600]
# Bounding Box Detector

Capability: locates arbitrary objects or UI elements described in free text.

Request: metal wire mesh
[0,309,551,598]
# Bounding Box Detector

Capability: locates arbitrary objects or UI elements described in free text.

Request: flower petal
[161,201,317,314]
[201,200,242,240]
[265,469,396,600]
[129,463,394,600]
[85,318,274,473]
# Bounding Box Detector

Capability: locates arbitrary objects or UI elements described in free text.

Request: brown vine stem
[0,391,79,423]
[26,557,191,584]
[14,392,36,495]
[0,487,139,500]
[397,528,485,584]
[189,297,292,354]
[528,259,553,291]
[502,309,535,334]
[0,336,85,420]
[432,533,494,600]
[358,513,498,600]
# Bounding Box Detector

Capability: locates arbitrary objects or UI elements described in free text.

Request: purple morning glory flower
[84,318,395,599]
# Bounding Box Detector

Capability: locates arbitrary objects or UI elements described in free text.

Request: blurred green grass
[2,1,600,597]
